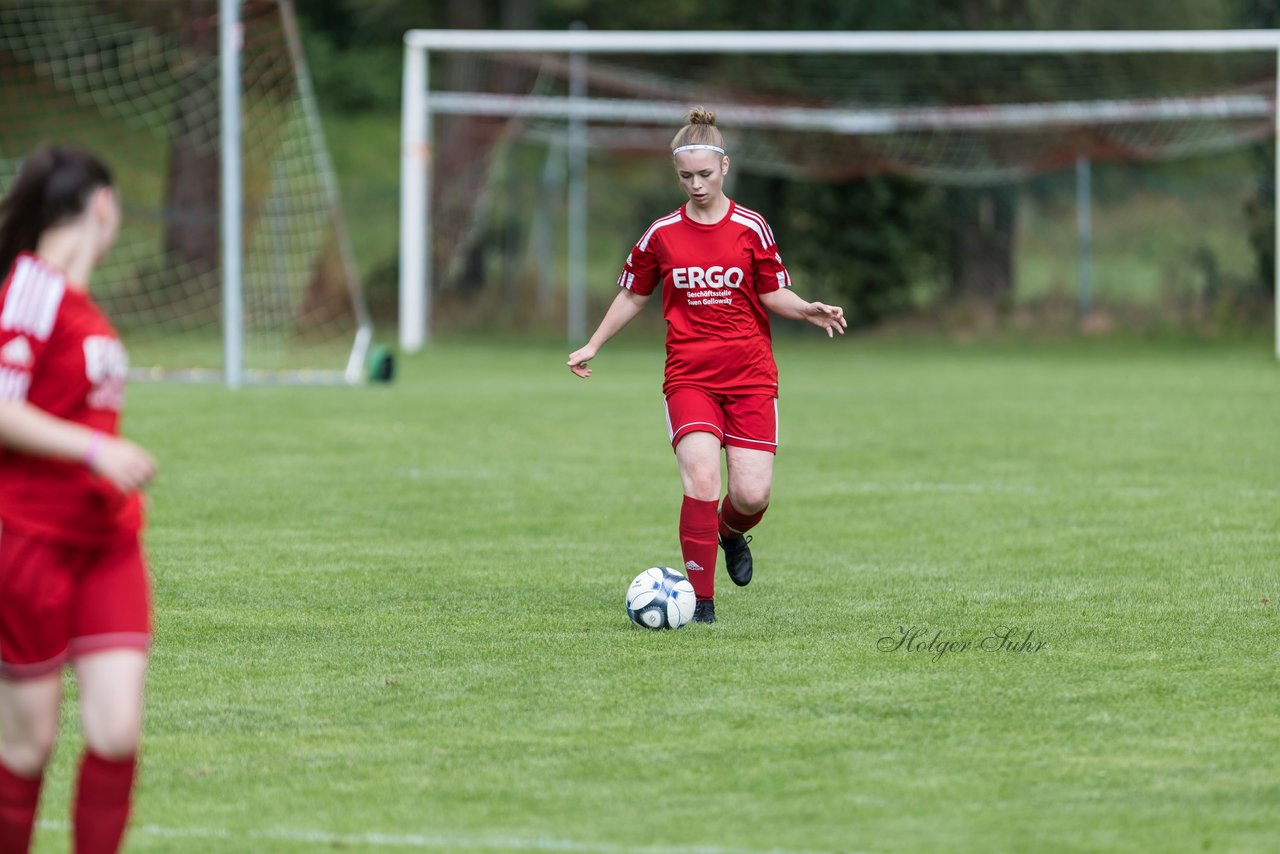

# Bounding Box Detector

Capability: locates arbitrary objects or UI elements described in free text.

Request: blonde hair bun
[687,107,717,126]
[670,106,726,153]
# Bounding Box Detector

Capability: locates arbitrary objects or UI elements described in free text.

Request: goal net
[401,30,1280,354]
[0,0,372,383]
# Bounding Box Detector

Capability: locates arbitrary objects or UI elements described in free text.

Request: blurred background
[307,0,1280,346]
[3,0,1280,373]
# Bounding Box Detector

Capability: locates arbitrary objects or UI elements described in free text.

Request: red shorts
[663,388,779,454]
[0,525,151,681]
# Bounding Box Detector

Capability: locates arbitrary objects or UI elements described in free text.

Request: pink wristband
[84,431,105,470]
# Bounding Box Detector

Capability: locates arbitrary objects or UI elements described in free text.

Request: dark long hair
[0,145,113,276]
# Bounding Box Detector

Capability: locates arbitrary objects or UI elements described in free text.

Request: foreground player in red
[0,146,156,853]
[568,108,846,624]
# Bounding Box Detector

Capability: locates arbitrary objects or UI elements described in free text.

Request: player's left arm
[749,222,847,337]
[759,287,847,338]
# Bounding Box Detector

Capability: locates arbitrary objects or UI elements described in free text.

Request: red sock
[679,495,719,601]
[0,758,42,854]
[73,751,136,854]
[719,496,766,540]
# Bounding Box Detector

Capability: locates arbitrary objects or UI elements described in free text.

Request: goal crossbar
[405,29,1280,54]
[426,91,1271,134]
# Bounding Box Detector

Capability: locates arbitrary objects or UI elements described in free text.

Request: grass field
[27,335,1280,853]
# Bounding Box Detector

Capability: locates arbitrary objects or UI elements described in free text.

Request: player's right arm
[0,401,156,493]
[568,231,661,379]
[567,288,649,378]
[0,261,155,493]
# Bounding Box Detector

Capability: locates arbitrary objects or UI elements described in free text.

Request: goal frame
[400,28,1280,357]
[215,0,373,388]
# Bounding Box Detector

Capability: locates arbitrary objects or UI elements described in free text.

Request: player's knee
[731,485,770,514]
[0,736,56,777]
[83,710,141,760]
[679,455,721,501]
[687,468,720,501]
[85,724,139,761]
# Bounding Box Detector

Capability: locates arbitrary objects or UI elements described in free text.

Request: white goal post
[400,29,1280,357]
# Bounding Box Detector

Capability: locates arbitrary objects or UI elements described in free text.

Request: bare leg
[719,446,775,587]
[74,650,146,760]
[0,673,61,853]
[675,431,722,501]
[72,650,146,854]
[724,446,774,516]
[0,674,62,777]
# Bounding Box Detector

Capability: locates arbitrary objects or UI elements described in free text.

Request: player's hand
[567,344,597,378]
[92,437,157,493]
[804,302,847,338]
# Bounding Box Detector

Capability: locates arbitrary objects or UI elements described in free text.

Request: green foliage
[739,173,945,327]
[540,0,747,29]
[295,0,440,47]
[1237,0,1279,296]
[296,0,441,113]
[1243,144,1276,297]
[301,31,403,113]
[296,0,1275,316]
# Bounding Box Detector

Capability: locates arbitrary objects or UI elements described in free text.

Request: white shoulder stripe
[638,212,682,251]
[730,213,768,247]
[0,366,30,401]
[31,266,64,339]
[733,206,776,247]
[1,257,65,341]
[1,258,36,332]
[0,257,38,331]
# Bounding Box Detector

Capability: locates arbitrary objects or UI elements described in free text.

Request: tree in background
[853,0,1243,311]
[120,0,222,300]
[297,0,436,112]
[1239,0,1278,296]
[299,0,1269,324]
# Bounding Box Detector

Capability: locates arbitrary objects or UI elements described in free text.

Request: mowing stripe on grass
[37,821,858,854]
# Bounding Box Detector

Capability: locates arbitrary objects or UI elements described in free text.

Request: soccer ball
[626,566,697,630]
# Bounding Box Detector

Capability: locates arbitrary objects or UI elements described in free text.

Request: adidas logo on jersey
[0,336,32,368]
[671,266,744,289]
[685,560,705,572]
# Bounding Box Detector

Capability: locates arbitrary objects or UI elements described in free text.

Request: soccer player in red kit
[0,146,157,853]
[568,108,846,624]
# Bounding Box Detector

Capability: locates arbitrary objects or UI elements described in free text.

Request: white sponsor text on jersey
[671,266,744,289]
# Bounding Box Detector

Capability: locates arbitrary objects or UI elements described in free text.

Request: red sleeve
[616,240,660,296]
[0,257,63,403]
[752,233,791,296]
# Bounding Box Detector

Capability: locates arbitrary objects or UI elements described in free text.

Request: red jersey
[618,200,792,397]
[0,253,140,546]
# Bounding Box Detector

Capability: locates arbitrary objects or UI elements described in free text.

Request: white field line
[843,481,1041,495]
[835,482,1275,499]
[396,467,1276,501]
[37,821,859,854]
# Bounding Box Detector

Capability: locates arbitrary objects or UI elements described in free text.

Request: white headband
[672,144,726,156]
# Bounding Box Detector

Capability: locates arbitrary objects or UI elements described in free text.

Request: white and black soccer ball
[626,566,697,630]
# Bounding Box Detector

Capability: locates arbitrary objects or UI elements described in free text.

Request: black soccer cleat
[692,599,716,624]
[720,534,753,587]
